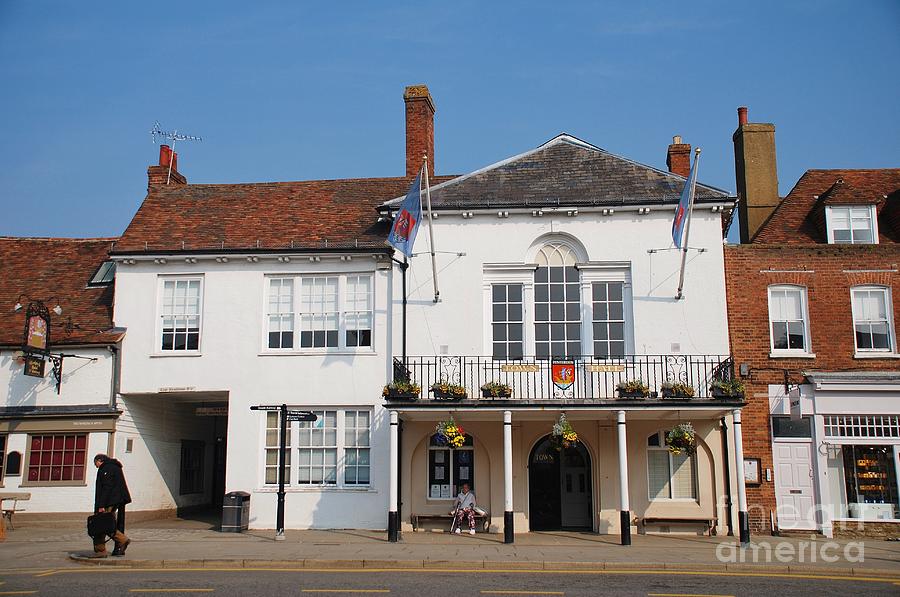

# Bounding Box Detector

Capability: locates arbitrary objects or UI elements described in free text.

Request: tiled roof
[753,169,900,244]
[382,135,731,210]
[113,176,456,254]
[0,238,122,347]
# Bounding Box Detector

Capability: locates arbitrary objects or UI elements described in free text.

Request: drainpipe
[720,417,734,536]
[108,343,121,409]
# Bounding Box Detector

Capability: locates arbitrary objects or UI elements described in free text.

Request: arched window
[535,243,581,359]
[647,431,696,500]
[428,433,474,499]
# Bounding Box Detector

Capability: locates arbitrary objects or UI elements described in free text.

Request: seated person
[452,483,478,535]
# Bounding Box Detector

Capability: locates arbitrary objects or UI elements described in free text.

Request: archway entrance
[528,435,592,531]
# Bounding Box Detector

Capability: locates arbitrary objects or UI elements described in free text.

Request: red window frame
[27,434,87,483]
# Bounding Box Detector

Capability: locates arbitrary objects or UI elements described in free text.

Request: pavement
[2,515,900,579]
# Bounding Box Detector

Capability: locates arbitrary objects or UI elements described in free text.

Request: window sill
[258,350,378,357]
[769,352,816,359]
[257,486,376,493]
[150,352,203,358]
[647,498,700,503]
[854,353,900,359]
[20,481,88,488]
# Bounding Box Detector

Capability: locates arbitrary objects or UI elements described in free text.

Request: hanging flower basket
[435,419,467,448]
[480,381,513,398]
[661,381,696,399]
[551,413,579,450]
[666,423,696,456]
[430,381,468,401]
[382,380,420,401]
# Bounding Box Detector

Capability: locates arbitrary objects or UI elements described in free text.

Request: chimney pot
[666,136,691,178]
[737,106,748,126]
[148,144,187,189]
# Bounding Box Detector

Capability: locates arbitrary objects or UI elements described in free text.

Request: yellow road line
[300,591,390,594]
[649,594,735,597]
[481,589,565,595]
[29,567,900,584]
[129,590,214,593]
[0,592,38,595]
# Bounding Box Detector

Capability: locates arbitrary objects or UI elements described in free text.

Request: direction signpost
[250,404,316,540]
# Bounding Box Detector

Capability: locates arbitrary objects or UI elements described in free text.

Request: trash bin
[221,491,251,532]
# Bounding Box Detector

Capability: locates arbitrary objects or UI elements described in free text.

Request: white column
[616,410,631,545]
[732,408,750,544]
[388,410,399,542]
[503,410,513,543]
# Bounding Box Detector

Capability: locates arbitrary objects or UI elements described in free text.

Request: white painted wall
[0,347,113,409]
[1,346,115,513]
[113,258,393,528]
[397,208,730,357]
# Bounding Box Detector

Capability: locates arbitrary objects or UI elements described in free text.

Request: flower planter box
[385,390,419,401]
[432,389,467,401]
[711,390,744,400]
[616,390,648,400]
[481,388,513,398]
[661,389,694,400]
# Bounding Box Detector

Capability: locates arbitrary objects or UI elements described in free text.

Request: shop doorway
[528,435,592,530]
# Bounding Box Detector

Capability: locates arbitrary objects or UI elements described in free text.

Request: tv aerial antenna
[150,121,202,184]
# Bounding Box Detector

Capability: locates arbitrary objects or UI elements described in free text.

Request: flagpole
[675,147,701,300]
[401,255,408,369]
[422,156,440,303]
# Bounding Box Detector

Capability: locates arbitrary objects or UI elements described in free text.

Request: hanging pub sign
[23,354,46,378]
[23,302,51,355]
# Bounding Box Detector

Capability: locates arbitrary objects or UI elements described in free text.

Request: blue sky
[1,1,898,241]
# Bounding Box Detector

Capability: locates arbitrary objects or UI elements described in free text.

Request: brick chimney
[148,144,187,190]
[404,84,435,179]
[666,135,691,177]
[733,106,779,243]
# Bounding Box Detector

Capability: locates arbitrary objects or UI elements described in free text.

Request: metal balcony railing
[389,355,735,402]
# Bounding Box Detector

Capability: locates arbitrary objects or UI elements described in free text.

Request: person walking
[452,483,478,535]
[91,453,132,557]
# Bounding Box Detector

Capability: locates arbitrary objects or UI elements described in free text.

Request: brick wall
[724,243,900,533]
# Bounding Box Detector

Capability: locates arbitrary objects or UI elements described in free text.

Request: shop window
[179,440,205,495]
[824,415,900,439]
[26,434,87,485]
[428,433,474,499]
[492,283,524,360]
[827,445,899,519]
[647,431,696,500]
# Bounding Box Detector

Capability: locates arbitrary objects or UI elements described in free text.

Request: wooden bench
[1,493,31,530]
[411,512,490,533]
[640,516,717,536]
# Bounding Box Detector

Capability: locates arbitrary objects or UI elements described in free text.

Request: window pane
[671,453,696,499]
[648,451,670,499]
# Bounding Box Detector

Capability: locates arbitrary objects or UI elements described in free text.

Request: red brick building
[725,107,900,536]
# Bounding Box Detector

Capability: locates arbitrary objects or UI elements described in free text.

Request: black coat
[94,459,132,511]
